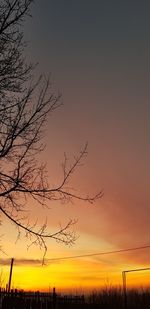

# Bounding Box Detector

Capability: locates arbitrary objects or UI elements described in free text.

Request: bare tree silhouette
[0,0,103,259]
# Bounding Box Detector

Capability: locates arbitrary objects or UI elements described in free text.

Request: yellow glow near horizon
[1,219,150,292]
[1,258,150,293]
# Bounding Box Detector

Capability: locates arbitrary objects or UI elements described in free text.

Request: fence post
[122,271,127,309]
[53,287,57,309]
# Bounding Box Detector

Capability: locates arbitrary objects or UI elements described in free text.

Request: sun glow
[1,257,150,293]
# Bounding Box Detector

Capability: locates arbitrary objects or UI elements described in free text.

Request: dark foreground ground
[0,288,150,308]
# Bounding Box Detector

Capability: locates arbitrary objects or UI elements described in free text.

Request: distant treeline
[0,287,150,308]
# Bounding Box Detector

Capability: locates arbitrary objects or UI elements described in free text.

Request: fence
[0,287,150,309]
[0,288,85,309]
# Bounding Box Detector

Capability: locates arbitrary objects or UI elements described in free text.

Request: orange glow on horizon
[1,258,150,293]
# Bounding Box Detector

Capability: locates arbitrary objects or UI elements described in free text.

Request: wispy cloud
[0,257,63,267]
[0,258,42,267]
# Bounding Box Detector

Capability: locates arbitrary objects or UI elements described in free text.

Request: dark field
[0,288,150,309]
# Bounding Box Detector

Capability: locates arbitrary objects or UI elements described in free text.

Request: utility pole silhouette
[8,258,14,293]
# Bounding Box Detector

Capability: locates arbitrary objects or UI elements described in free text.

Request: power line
[47,244,150,262]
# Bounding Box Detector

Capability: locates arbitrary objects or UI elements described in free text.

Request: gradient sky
[1,0,150,291]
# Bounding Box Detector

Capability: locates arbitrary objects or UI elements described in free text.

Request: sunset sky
[1,0,150,292]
